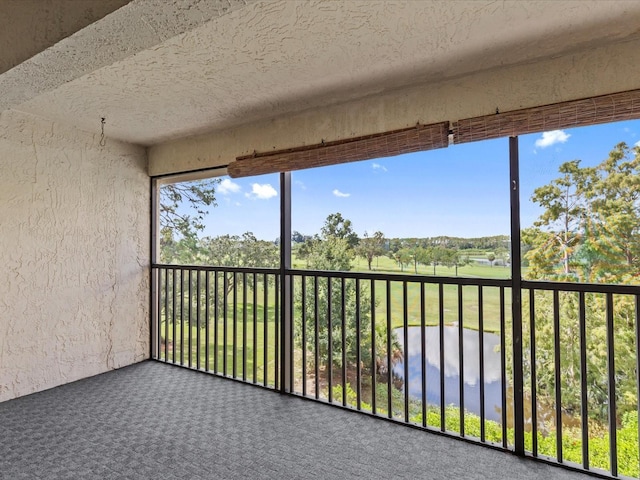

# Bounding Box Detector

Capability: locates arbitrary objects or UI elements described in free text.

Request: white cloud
[332,189,351,198]
[372,163,387,172]
[294,180,306,190]
[535,130,570,148]
[245,183,277,199]
[635,140,640,148]
[218,178,241,194]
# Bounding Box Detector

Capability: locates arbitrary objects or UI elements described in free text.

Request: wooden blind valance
[452,89,640,144]
[227,121,449,178]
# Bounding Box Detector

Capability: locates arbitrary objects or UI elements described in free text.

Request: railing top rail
[287,268,511,287]
[152,263,280,275]
[523,279,640,295]
[152,263,640,294]
[153,263,511,286]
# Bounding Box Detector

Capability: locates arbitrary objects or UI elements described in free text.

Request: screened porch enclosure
[151,128,640,479]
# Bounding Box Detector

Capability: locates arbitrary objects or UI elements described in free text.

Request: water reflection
[392,326,503,422]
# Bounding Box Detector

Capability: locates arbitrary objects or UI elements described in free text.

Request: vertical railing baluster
[328,277,333,403]
[253,272,257,383]
[403,281,409,423]
[166,268,175,362]
[606,293,617,477]
[205,271,210,372]
[172,269,177,364]
[157,269,162,360]
[289,273,294,393]
[355,278,361,410]
[214,271,219,374]
[196,270,201,370]
[233,271,237,378]
[500,287,507,448]
[421,282,426,428]
[479,286,485,442]
[274,274,280,390]
[636,295,640,478]
[223,272,228,376]
[458,285,465,436]
[371,279,377,415]
[387,280,393,419]
[159,267,165,361]
[439,283,445,432]
[579,291,589,469]
[242,272,247,382]
[301,275,307,396]
[529,288,537,457]
[180,269,184,366]
[553,290,563,463]
[342,277,347,407]
[314,276,319,399]
[188,269,192,368]
[264,273,268,387]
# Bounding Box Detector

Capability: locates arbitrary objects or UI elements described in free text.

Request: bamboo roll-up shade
[227,121,449,178]
[453,89,640,144]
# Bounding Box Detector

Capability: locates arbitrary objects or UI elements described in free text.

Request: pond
[392,326,504,422]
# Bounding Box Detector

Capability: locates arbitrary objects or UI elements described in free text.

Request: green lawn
[159,282,280,387]
[293,254,512,332]
[372,280,509,332]
[352,254,513,279]
[158,259,511,377]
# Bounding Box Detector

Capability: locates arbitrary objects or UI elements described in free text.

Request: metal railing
[153,265,281,388]
[151,264,639,479]
[284,269,512,445]
[522,280,640,478]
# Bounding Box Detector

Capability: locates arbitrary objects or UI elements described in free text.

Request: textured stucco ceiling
[0,0,131,75]
[0,0,256,115]
[4,0,640,146]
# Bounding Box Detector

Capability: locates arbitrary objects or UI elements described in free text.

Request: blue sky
[196,119,640,241]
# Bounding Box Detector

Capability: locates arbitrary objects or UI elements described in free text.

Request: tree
[294,216,361,370]
[587,142,640,278]
[422,246,458,275]
[393,248,412,273]
[292,230,313,244]
[407,243,426,274]
[523,160,595,278]
[436,247,462,274]
[320,212,360,249]
[162,232,279,332]
[355,231,386,270]
[199,232,279,295]
[159,178,219,243]
[294,214,401,378]
[451,251,469,276]
[495,247,509,267]
[296,236,319,267]
[304,236,354,271]
[511,142,640,425]
[487,252,495,267]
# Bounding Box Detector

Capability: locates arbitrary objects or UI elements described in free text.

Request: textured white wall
[0,110,149,402]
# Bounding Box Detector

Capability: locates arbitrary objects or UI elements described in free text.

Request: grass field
[294,253,514,280]
[293,253,513,331]
[160,293,279,386]
[158,257,513,382]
